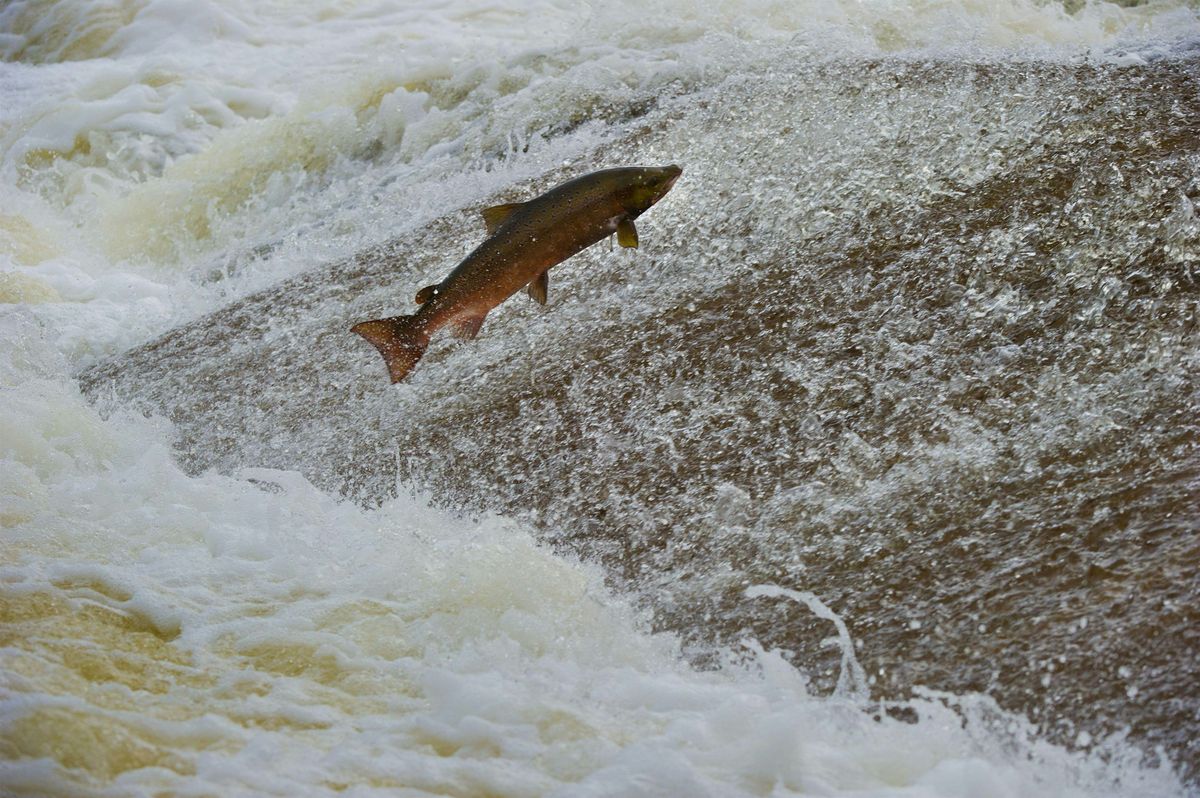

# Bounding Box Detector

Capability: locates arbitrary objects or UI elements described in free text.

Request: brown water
[82,57,1200,778]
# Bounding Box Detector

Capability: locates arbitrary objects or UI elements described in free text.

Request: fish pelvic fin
[528,271,548,304]
[350,314,429,383]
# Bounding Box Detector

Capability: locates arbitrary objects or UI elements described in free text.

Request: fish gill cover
[2,0,1199,796]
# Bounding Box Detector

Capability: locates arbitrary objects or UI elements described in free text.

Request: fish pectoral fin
[617,218,638,248]
[481,202,524,235]
[450,314,486,341]
[527,271,548,305]
[414,284,439,304]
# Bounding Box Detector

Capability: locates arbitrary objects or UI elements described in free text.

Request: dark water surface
[83,57,1200,777]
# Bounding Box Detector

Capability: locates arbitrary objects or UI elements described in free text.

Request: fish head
[619,164,682,217]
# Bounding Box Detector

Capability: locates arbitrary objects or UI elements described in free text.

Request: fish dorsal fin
[481,202,524,235]
[528,271,548,305]
[617,218,638,248]
[414,284,439,304]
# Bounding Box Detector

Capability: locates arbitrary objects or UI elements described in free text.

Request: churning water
[3,1,1199,795]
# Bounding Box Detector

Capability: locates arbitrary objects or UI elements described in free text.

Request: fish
[351,164,682,383]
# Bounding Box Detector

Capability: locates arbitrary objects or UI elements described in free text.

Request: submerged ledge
[80,58,1200,778]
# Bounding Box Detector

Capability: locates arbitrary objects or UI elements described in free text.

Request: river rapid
[3,1,1199,795]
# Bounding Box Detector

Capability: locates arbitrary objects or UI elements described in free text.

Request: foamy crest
[2,0,1196,365]
[5,0,1197,257]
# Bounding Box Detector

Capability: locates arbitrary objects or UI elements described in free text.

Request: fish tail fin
[350,314,428,383]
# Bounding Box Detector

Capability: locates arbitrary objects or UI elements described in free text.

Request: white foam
[0,307,1188,796]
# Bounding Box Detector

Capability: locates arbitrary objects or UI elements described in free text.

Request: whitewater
[2,0,1199,795]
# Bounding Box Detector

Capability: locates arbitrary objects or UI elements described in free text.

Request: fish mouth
[653,164,682,200]
[663,164,683,190]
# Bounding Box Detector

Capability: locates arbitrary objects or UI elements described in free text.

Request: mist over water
[4,1,1200,796]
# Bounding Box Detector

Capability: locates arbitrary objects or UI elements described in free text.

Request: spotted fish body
[352,164,682,383]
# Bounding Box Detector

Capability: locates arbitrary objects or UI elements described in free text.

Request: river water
[3,1,1199,795]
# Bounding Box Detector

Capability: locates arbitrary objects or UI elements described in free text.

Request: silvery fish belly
[4,1,1200,797]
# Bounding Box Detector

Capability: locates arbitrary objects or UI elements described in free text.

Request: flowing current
[3,1,1199,795]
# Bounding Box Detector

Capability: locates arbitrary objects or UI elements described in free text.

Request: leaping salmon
[351,164,682,383]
